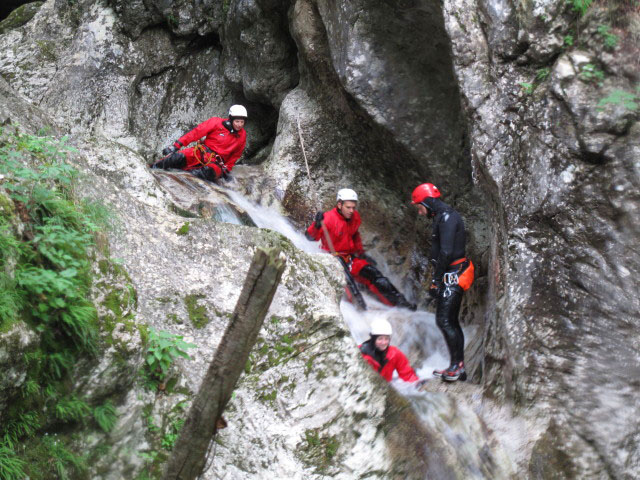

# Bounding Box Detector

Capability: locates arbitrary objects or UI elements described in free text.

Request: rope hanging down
[296,117,367,311]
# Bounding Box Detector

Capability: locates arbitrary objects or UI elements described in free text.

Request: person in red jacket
[151,105,248,181]
[305,188,416,310]
[359,318,423,384]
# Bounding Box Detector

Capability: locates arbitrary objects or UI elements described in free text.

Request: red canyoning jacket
[306,207,364,256]
[175,117,247,171]
[359,340,419,383]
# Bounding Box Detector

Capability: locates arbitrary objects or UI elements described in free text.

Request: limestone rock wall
[442,0,640,476]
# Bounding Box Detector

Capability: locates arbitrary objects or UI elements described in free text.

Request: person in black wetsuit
[412,183,475,382]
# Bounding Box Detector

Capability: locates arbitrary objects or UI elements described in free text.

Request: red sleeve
[392,348,419,383]
[306,221,322,240]
[177,117,218,147]
[224,134,246,171]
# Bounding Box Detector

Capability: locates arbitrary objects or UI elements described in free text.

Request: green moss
[0,192,15,218]
[0,2,44,35]
[167,313,182,324]
[184,294,210,329]
[35,40,57,62]
[176,222,190,236]
[297,429,340,474]
[258,389,277,404]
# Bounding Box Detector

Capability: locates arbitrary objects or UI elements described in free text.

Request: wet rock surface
[444,0,640,476]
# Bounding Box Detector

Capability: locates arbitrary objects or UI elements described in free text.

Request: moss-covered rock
[0,321,38,421]
[0,2,43,35]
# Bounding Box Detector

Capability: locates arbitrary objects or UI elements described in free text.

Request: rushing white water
[225,189,323,254]
[224,188,451,382]
[219,187,519,478]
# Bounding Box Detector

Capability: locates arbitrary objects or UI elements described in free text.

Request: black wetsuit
[425,198,466,365]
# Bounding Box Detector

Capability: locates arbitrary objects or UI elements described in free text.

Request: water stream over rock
[191,171,520,479]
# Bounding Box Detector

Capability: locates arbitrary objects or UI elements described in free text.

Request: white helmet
[229,104,248,118]
[337,188,358,202]
[370,318,392,336]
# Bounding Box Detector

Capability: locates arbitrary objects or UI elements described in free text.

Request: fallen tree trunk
[164,247,287,480]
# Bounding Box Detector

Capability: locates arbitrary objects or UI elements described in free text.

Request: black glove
[162,144,177,156]
[314,212,324,229]
[428,281,442,299]
[357,252,377,266]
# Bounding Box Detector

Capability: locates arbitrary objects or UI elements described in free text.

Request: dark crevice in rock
[187,31,222,51]
[0,0,32,21]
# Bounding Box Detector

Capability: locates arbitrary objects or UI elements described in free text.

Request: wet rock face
[444,0,640,475]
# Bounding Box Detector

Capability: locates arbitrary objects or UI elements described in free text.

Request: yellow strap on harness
[194,141,220,168]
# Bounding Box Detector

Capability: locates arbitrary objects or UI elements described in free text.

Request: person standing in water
[411,183,474,382]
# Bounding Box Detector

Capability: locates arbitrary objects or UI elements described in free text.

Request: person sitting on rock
[151,104,248,182]
[305,188,416,310]
[359,318,423,384]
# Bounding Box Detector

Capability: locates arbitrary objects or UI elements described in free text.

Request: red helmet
[411,183,441,204]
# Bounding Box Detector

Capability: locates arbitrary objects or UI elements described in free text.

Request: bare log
[164,247,287,480]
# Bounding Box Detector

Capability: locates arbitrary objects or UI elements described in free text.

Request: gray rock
[0,322,38,420]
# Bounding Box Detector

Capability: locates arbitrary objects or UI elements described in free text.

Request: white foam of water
[212,203,246,225]
[339,297,449,384]
[226,190,323,254]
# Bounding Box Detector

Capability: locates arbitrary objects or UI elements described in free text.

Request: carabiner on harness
[442,272,459,298]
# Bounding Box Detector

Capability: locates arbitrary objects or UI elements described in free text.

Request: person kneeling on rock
[150,104,248,182]
[305,188,416,310]
[359,318,425,385]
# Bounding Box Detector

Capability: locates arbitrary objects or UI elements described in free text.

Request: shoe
[442,362,467,382]
[432,367,446,378]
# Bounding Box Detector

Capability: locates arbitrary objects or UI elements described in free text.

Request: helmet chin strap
[420,201,435,217]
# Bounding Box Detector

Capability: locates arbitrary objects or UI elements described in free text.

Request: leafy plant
[54,396,91,423]
[564,34,574,46]
[145,328,196,383]
[161,418,185,450]
[519,82,535,95]
[596,25,618,49]
[597,87,640,111]
[570,0,593,16]
[43,436,87,480]
[0,442,27,480]
[176,222,190,235]
[0,129,111,475]
[536,67,551,82]
[578,63,605,85]
[93,401,118,433]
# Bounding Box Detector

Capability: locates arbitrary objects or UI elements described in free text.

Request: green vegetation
[579,63,605,85]
[519,82,535,95]
[569,0,593,16]
[298,429,340,474]
[596,25,618,49]
[0,129,116,478]
[93,401,118,433]
[536,67,551,82]
[176,222,190,236]
[597,86,640,111]
[184,293,210,328]
[138,400,188,478]
[144,327,196,387]
[564,33,575,46]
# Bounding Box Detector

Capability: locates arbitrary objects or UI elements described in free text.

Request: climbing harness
[441,258,475,297]
[194,141,229,176]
